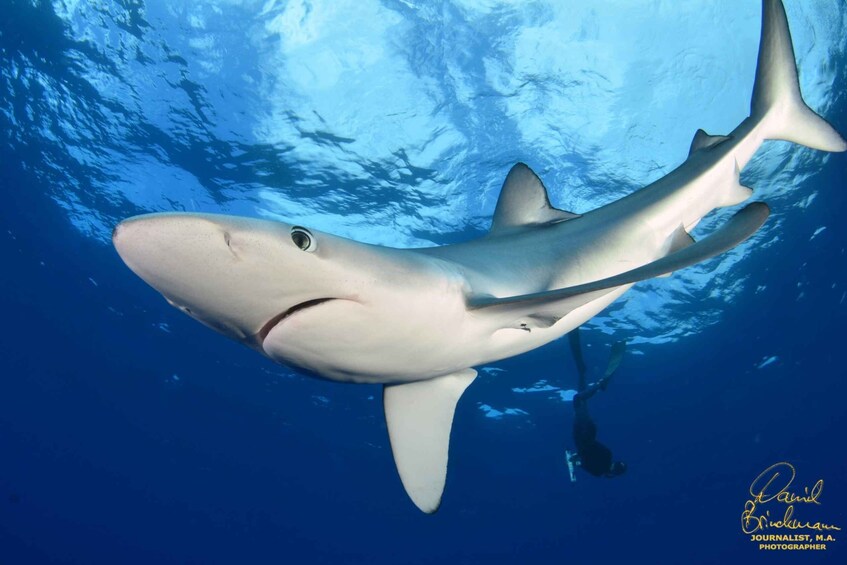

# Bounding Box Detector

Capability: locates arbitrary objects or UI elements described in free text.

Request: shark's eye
[290,227,316,252]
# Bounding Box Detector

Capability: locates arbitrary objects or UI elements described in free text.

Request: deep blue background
[2,1,846,563]
[2,118,845,564]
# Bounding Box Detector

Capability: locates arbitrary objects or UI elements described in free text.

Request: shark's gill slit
[258,298,335,341]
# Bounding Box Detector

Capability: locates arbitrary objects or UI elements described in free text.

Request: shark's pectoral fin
[383,369,477,514]
[469,202,770,326]
[489,163,579,235]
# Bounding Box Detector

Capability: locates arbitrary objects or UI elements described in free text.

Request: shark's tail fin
[752,0,846,152]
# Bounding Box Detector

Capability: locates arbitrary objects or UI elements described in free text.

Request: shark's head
[112,212,467,381]
[113,212,373,349]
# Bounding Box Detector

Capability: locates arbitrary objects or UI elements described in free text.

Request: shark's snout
[112,218,127,247]
[112,217,150,273]
[111,221,122,243]
[112,215,169,264]
[113,213,229,275]
[112,212,347,346]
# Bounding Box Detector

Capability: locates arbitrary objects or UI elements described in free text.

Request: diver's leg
[572,394,597,444]
[569,328,587,391]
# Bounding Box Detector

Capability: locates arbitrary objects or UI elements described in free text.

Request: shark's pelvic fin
[753,0,846,152]
[469,202,770,327]
[489,163,579,234]
[665,225,696,255]
[657,225,696,277]
[383,369,477,514]
[688,129,731,156]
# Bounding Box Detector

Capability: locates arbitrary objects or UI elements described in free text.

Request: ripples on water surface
[1,1,845,340]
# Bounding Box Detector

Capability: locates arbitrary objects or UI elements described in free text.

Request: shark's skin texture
[113,0,844,513]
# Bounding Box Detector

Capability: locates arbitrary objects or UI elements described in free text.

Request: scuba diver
[565,328,628,481]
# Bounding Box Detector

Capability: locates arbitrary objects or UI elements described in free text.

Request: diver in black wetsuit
[567,328,627,479]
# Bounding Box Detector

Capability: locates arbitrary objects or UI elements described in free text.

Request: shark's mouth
[258,298,336,342]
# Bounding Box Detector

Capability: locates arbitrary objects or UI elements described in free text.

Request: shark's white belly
[260,286,628,384]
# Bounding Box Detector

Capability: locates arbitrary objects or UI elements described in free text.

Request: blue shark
[113,0,844,513]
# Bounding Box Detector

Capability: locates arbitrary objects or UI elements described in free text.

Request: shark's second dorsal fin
[489,163,579,234]
[688,129,731,156]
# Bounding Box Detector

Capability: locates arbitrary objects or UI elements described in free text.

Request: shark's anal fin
[383,369,477,514]
[489,163,579,234]
[469,202,770,327]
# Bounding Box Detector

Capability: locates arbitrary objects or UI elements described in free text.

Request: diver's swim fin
[565,450,577,483]
[603,341,626,381]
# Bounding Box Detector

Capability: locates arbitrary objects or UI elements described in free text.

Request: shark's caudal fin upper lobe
[753,0,846,152]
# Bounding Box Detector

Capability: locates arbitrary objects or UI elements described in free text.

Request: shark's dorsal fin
[688,129,731,156]
[489,163,579,234]
[383,369,477,514]
[469,202,769,329]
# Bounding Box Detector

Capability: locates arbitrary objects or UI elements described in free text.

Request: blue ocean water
[1,0,845,563]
